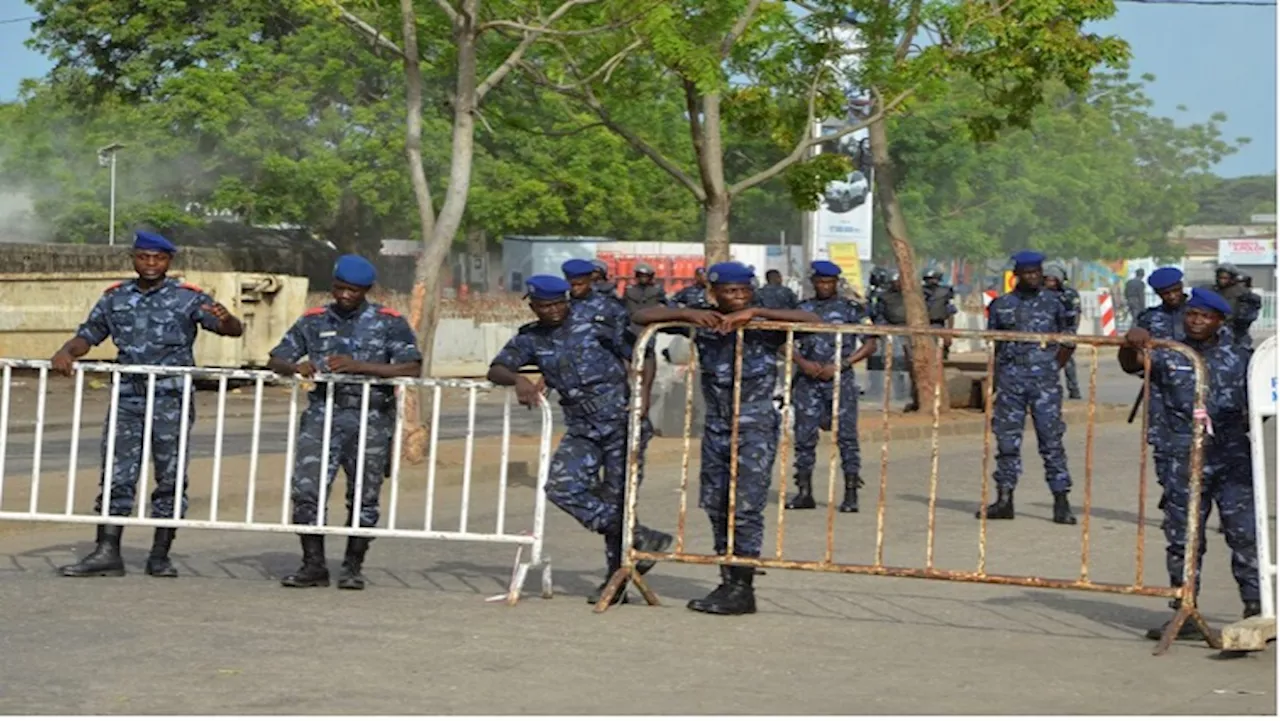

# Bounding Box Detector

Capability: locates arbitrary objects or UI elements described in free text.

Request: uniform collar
[128,277,176,296]
[327,300,370,320]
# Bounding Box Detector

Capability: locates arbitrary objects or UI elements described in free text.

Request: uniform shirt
[490,313,632,422]
[1148,328,1250,457]
[593,281,619,299]
[622,284,667,317]
[669,284,711,310]
[1136,300,1188,445]
[76,278,225,395]
[923,284,957,324]
[1049,286,1082,332]
[986,287,1074,378]
[757,284,799,310]
[873,289,908,326]
[796,295,867,368]
[270,302,421,408]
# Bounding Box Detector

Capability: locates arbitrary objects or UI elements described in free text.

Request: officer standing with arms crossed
[1119,288,1261,640]
[1122,267,1187,512]
[54,231,244,578]
[979,251,1078,525]
[488,276,673,605]
[1043,265,1083,400]
[268,255,422,591]
[633,262,821,616]
[785,261,878,513]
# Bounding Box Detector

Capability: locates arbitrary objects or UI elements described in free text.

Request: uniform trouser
[700,407,780,559]
[793,373,860,478]
[1061,357,1080,396]
[1162,443,1259,603]
[545,414,653,570]
[992,372,1072,493]
[290,404,394,527]
[95,395,195,518]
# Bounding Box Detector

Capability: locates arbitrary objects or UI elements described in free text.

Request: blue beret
[811,260,842,278]
[1010,250,1044,269]
[133,230,176,254]
[707,261,755,285]
[1147,267,1183,291]
[561,259,596,279]
[525,275,571,301]
[1187,287,1231,316]
[333,254,377,287]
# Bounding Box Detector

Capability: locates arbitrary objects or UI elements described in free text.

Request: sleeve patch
[377,307,403,318]
[303,306,327,317]
[102,281,124,294]
[178,282,204,293]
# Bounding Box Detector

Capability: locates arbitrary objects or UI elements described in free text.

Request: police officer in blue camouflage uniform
[786,261,878,513]
[979,251,1078,525]
[1119,288,1261,640]
[1122,267,1187,512]
[670,267,711,310]
[634,262,820,616]
[1043,265,1083,399]
[757,269,799,310]
[54,231,245,578]
[268,255,423,591]
[488,276,673,606]
[563,259,629,326]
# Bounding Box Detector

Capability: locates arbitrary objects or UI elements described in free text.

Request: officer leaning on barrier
[1122,267,1188,509]
[979,250,1078,526]
[1118,288,1261,641]
[267,255,422,591]
[786,261,878,514]
[52,231,244,579]
[633,262,821,616]
[921,269,956,361]
[1043,265,1083,400]
[487,276,673,607]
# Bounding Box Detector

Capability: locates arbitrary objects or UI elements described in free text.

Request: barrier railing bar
[386,388,405,530]
[28,366,47,514]
[245,376,264,524]
[64,368,84,515]
[823,332,844,565]
[351,382,372,531]
[726,327,746,560]
[172,374,192,522]
[459,386,477,534]
[1081,346,1098,582]
[210,376,227,522]
[874,334,893,569]
[977,343,995,576]
[280,384,299,526]
[774,330,794,560]
[925,341,943,570]
[424,385,442,532]
[101,371,120,520]
[136,373,156,519]
[495,391,511,536]
[1136,351,1152,589]
[317,381,335,527]
[675,346,697,556]
[0,365,9,509]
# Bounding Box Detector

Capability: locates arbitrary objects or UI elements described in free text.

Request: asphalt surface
[0,417,1275,714]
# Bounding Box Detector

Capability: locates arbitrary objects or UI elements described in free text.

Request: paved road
[0,421,1273,714]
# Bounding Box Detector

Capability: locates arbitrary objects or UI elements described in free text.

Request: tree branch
[433,0,461,25]
[323,1,404,56]
[721,0,765,57]
[895,0,923,61]
[475,0,602,100]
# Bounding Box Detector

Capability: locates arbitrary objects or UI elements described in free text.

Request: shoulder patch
[303,307,327,317]
[517,321,540,334]
[103,281,124,294]
[178,282,204,293]
[377,307,402,318]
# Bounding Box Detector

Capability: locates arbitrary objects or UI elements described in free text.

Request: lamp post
[97,143,124,245]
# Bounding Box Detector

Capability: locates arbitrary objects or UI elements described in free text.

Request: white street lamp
[97,142,124,246]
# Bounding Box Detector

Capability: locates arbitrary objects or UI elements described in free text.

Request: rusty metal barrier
[596,320,1218,656]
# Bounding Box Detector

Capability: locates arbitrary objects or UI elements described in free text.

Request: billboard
[1219,238,1276,266]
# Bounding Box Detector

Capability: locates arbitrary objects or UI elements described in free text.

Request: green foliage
[884,71,1244,261]
[1189,174,1276,225]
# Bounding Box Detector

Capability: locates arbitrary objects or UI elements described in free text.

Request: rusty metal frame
[598,320,1217,657]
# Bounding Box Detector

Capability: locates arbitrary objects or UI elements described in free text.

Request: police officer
[1205,263,1261,348]
[786,261,878,513]
[1122,267,1187,511]
[871,270,916,410]
[623,263,668,316]
[267,255,423,591]
[670,267,711,310]
[53,231,245,578]
[757,269,799,310]
[488,276,673,605]
[979,251,1078,525]
[633,262,821,616]
[921,269,956,361]
[1119,288,1261,640]
[563,259,629,325]
[1043,265,1083,400]
[590,259,618,298]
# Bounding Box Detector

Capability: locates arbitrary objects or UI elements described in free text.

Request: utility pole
[97,143,124,245]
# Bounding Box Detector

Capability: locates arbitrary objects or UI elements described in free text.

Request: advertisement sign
[1219,238,1276,266]
[827,243,864,295]
[810,121,873,263]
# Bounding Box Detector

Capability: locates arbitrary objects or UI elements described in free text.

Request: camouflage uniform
[669,284,712,310]
[792,295,867,487]
[271,302,421,528]
[986,286,1075,506]
[757,283,799,310]
[76,278,226,519]
[1136,299,1187,494]
[1149,329,1258,606]
[1050,285,1083,398]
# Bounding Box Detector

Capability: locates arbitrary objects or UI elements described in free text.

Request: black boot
[281,535,330,588]
[59,525,125,577]
[975,488,1014,519]
[687,565,757,616]
[587,559,631,606]
[838,475,862,513]
[1146,597,1204,640]
[337,537,370,590]
[145,528,178,577]
[1052,492,1078,525]
[632,524,674,575]
[786,473,816,510]
[1243,601,1263,619]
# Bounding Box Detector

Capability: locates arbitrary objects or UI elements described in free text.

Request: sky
[0,0,1272,178]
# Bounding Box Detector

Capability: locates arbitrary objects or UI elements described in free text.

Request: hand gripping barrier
[596,321,1219,656]
[0,359,554,604]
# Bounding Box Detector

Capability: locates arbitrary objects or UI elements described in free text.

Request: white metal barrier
[0,359,554,604]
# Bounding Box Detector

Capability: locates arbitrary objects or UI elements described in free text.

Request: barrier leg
[1153,605,1220,656]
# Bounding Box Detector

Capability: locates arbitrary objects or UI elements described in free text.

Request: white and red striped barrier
[1096,289,1116,336]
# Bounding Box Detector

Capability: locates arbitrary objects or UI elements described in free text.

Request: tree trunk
[704,193,731,264]
[867,116,949,414]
